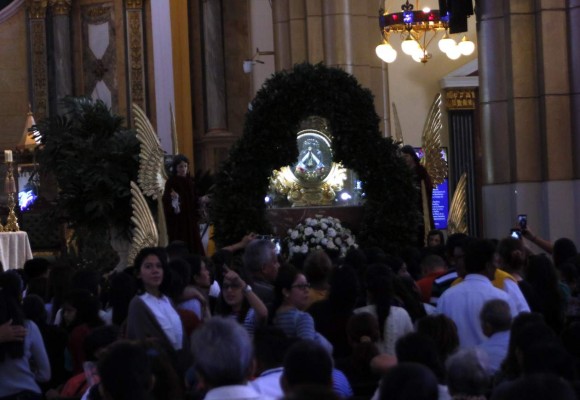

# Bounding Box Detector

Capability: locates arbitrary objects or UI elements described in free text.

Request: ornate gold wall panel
[49,0,71,15]
[445,89,476,110]
[125,0,146,114]
[27,0,49,120]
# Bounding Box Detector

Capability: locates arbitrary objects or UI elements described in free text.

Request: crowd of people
[1,227,580,400]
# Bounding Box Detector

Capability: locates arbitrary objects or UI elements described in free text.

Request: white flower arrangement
[285,214,358,257]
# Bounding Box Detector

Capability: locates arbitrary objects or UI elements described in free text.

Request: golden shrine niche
[269,116,346,207]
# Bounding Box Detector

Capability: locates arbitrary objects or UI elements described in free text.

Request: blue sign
[414,147,450,230]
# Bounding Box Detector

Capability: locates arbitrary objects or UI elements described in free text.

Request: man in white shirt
[437,239,516,348]
[191,318,274,400]
[477,299,512,374]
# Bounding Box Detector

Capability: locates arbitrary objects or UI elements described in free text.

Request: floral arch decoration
[211,63,419,254]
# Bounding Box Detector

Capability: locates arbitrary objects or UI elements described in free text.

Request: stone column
[26,0,49,120]
[49,0,72,115]
[478,0,579,244]
[203,0,227,132]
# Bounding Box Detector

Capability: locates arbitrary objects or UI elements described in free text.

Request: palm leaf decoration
[392,102,404,145]
[132,103,169,247]
[421,94,447,186]
[128,181,159,265]
[447,172,468,235]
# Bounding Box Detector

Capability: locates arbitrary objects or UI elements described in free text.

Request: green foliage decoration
[37,97,140,268]
[211,63,420,253]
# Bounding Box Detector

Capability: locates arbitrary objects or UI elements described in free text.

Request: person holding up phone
[214,266,268,335]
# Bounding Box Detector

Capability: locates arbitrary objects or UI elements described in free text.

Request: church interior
[0,0,579,254]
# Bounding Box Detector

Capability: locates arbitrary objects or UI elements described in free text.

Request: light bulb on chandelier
[458,36,475,56]
[438,31,456,53]
[401,35,420,56]
[376,39,398,63]
[446,44,462,60]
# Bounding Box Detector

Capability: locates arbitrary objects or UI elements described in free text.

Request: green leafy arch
[211,63,419,253]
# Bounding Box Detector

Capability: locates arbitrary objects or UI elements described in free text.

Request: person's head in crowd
[47,260,74,320]
[243,239,280,284]
[491,373,577,400]
[72,268,101,298]
[327,264,359,312]
[22,258,50,284]
[303,250,333,289]
[561,322,580,363]
[84,325,120,362]
[346,312,380,372]
[170,154,190,177]
[0,270,24,301]
[496,238,527,274]
[393,275,426,322]
[166,258,191,302]
[499,312,546,379]
[211,249,234,287]
[141,340,184,400]
[60,289,103,331]
[185,254,212,290]
[399,247,422,280]
[383,254,409,278]
[190,317,254,389]
[520,341,576,381]
[344,247,367,271]
[464,239,497,279]
[445,233,470,272]
[98,341,153,400]
[400,145,420,169]
[253,326,292,374]
[420,254,447,278]
[0,290,25,361]
[134,247,171,297]
[553,238,578,269]
[282,385,340,400]
[281,340,333,394]
[272,264,310,315]
[215,266,251,324]
[560,260,579,294]
[166,240,189,261]
[26,276,49,302]
[108,271,137,326]
[525,254,565,332]
[379,362,438,400]
[445,348,490,398]
[22,294,47,327]
[427,230,444,248]
[395,332,445,382]
[365,263,395,340]
[364,247,388,265]
[480,298,512,338]
[416,314,459,363]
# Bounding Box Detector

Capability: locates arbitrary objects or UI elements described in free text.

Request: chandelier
[376,1,475,64]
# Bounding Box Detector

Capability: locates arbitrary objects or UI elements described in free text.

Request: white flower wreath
[285,214,357,257]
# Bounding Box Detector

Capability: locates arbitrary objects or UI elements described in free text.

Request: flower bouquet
[285,214,357,257]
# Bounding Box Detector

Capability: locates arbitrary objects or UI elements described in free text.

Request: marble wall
[0,4,29,150]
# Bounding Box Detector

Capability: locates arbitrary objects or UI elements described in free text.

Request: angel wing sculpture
[128,181,159,265]
[392,102,404,145]
[447,172,468,235]
[132,103,169,247]
[421,94,447,186]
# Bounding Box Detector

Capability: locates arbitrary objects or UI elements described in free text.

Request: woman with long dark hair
[271,264,333,354]
[0,289,50,399]
[126,247,185,352]
[353,263,413,355]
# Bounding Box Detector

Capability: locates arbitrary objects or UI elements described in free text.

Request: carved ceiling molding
[49,0,71,15]
[25,0,47,19]
[0,0,25,24]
